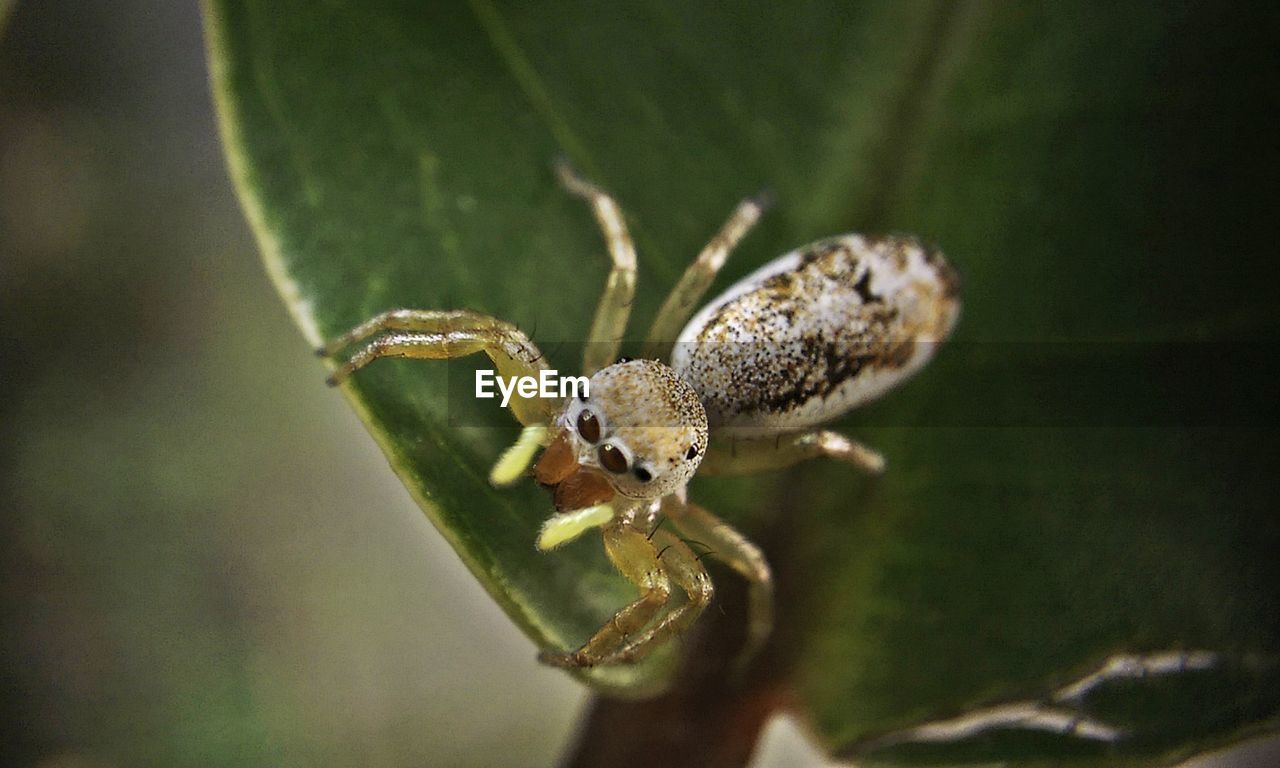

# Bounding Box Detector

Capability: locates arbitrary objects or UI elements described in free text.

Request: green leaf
[205,0,1279,761]
[0,0,16,38]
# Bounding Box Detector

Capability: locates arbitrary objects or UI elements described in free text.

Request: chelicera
[318,161,960,669]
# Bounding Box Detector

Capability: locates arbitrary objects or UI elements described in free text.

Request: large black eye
[576,410,600,443]
[633,466,652,483]
[685,446,699,460]
[598,443,628,474]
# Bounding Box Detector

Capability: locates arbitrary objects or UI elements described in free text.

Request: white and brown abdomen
[670,234,961,435]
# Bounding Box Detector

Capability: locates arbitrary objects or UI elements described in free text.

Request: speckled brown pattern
[671,234,960,434]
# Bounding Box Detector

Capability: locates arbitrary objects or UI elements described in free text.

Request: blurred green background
[0,2,590,766]
[3,2,1279,767]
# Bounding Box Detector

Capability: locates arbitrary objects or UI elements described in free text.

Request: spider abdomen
[671,234,960,435]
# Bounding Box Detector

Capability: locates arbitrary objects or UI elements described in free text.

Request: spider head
[535,359,708,511]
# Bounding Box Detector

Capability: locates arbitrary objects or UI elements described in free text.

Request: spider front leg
[318,309,558,483]
[539,521,713,668]
[700,430,887,476]
[316,308,510,358]
[555,161,637,375]
[663,496,773,670]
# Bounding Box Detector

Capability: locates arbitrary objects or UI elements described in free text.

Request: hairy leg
[662,497,773,669]
[539,521,714,667]
[700,430,886,476]
[319,314,554,427]
[642,192,770,359]
[316,308,508,357]
[555,161,638,375]
[539,520,674,668]
[592,527,714,666]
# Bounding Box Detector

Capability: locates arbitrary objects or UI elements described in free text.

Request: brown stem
[562,592,792,768]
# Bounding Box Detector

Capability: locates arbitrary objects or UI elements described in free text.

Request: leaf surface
[206,0,1280,758]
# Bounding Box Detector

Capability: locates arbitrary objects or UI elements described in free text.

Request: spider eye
[685,446,698,460]
[598,443,628,474]
[576,410,601,443]
[633,466,652,483]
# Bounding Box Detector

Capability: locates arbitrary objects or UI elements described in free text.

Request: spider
[318,161,960,669]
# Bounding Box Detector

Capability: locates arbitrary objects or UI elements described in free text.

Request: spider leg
[555,160,637,375]
[321,316,556,429]
[539,520,671,667]
[539,522,713,667]
[596,527,714,665]
[316,308,509,357]
[701,430,886,476]
[642,191,770,360]
[663,497,773,671]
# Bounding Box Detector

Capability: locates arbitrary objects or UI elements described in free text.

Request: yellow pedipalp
[489,424,548,487]
[537,504,615,551]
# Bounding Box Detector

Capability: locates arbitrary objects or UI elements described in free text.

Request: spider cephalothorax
[319,161,959,669]
[538,359,708,510]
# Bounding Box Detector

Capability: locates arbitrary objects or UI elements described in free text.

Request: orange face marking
[535,430,617,511]
[534,432,577,486]
[552,468,615,512]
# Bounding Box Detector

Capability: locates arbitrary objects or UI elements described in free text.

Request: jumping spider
[319,161,960,669]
